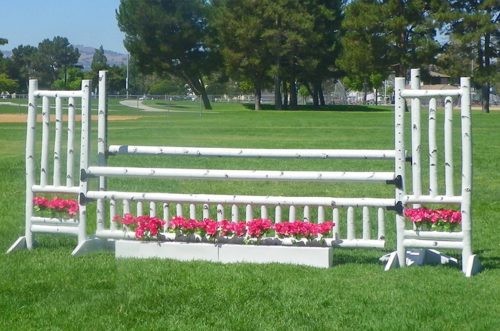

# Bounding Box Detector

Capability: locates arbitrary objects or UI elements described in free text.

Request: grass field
[0,99,499,330]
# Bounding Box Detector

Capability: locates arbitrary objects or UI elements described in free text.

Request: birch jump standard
[8,69,481,276]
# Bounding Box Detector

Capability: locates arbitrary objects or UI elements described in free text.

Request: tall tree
[337,0,387,103]
[211,0,274,110]
[9,45,38,92]
[36,36,80,88]
[436,1,499,113]
[91,45,109,87]
[117,0,218,110]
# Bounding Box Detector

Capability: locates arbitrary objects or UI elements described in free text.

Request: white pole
[428,98,438,196]
[231,205,238,222]
[25,79,38,249]
[303,205,310,222]
[317,206,325,223]
[347,207,355,240]
[97,71,108,232]
[66,97,75,187]
[362,206,370,240]
[332,208,339,239]
[410,69,422,207]
[394,76,407,267]
[275,206,282,223]
[460,77,473,273]
[53,97,62,186]
[377,207,385,240]
[217,204,224,221]
[202,204,209,219]
[444,97,454,196]
[40,96,50,186]
[78,80,91,245]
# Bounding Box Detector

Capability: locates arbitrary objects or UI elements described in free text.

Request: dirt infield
[0,114,142,123]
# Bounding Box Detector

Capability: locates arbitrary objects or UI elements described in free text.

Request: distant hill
[0,45,127,70]
[75,45,127,70]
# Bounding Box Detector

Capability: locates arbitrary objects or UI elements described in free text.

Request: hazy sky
[0,0,126,53]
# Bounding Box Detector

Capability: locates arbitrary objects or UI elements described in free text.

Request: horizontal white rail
[108,145,397,160]
[86,166,395,182]
[403,230,463,240]
[87,190,395,207]
[31,224,81,235]
[403,195,462,204]
[400,89,462,98]
[31,216,78,225]
[403,239,463,250]
[34,90,84,98]
[329,239,385,248]
[32,185,80,194]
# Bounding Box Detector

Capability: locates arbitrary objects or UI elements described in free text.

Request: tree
[117,0,219,109]
[337,0,388,104]
[0,73,18,93]
[435,1,499,113]
[211,0,275,110]
[295,0,343,107]
[9,45,38,92]
[338,0,441,103]
[90,45,109,87]
[36,36,80,88]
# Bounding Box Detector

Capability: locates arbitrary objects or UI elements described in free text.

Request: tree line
[1,0,498,112]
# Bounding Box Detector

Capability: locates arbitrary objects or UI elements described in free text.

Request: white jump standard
[8,69,481,276]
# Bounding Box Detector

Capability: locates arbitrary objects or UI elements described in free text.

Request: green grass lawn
[0,99,499,330]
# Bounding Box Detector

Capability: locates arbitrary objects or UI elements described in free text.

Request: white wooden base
[6,236,27,254]
[382,249,463,271]
[115,240,333,268]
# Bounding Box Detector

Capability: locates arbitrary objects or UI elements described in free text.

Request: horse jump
[8,69,481,276]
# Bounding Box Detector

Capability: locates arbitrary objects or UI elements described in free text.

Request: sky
[0,0,126,54]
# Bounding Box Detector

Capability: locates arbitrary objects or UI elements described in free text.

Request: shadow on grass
[242,103,393,112]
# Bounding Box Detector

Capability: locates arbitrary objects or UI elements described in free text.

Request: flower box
[115,240,333,268]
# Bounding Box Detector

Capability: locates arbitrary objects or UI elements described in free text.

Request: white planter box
[115,240,333,268]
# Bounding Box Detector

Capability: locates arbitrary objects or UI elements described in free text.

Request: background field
[0,99,499,330]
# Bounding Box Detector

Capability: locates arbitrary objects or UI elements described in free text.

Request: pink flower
[33,197,50,209]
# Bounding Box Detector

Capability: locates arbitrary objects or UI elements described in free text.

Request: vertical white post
[40,96,50,186]
[377,207,385,240]
[217,204,224,221]
[176,204,183,217]
[410,69,422,207]
[444,97,454,196]
[202,204,209,219]
[163,203,170,223]
[97,71,108,232]
[231,205,238,222]
[289,205,296,222]
[395,77,407,267]
[53,97,62,186]
[123,200,130,215]
[275,206,282,223]
[332,208,339,239]
[460,77,473,273]
[245,205,253,222]
[260,206,268,219]
[428,98,438,197]
[66,97,75,187]
[347,207,355,240]
[190,204,196,219]
[136,201,143,216]
[78,80,91,245]
[317,206,325,223]
[362,206,370,240]
[150,202,157,217]
[110,199,117,230]
[25,79,38,249]
[303,206,310,222]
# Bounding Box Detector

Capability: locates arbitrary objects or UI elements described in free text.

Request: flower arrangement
[33,196,79,218]
[404,207,461,232]
[113,214,335,244]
